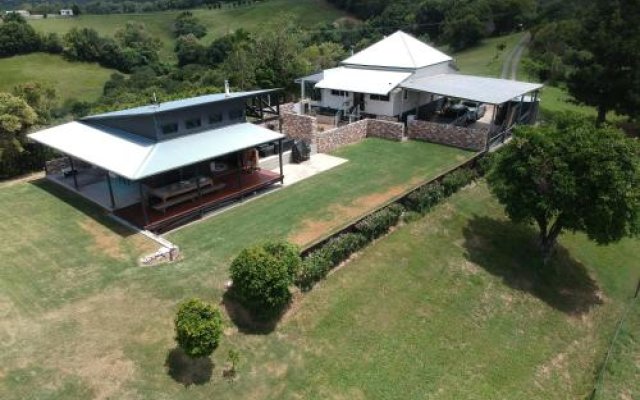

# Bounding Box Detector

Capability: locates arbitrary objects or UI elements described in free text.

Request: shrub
[263,241,302,278]
[230,244,294,317]
[441,168,477,196]
[404,182,445,214]
[174,298,223,358]
[354,204,404,240]
[323,232,368,266]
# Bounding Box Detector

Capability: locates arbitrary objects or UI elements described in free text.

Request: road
[500,32,531,80]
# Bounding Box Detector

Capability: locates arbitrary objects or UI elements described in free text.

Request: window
[403,90,409,100]
[370,94,390,102]
[185,117,202,130]
[229,109,244,120]
[161,122,178,135]
[311,89,322,101]
[331,90,348,97]
[208,113,223,124]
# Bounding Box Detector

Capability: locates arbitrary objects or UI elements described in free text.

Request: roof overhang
[315,67,411,96]
[294,71,324,84]
[28,122,284,180]
[401,74,543,105]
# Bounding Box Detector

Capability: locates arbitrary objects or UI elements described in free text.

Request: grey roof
[294,71,324,84]
[83,89,279,120]
[29,121,284,180]
[401,74,543,105]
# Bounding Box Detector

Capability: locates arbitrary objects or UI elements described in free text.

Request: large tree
[487,114,640,263]
[0,92,38,177]
[566,0,640,126]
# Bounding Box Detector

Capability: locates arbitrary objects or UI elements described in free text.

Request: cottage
[4,10,30,17]
[59,9,74,16]
[28,89,286,232]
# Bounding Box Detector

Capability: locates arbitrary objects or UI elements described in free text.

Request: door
[354,92,365,111]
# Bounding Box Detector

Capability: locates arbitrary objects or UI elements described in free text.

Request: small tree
[229,241,300,318]
[225,349,240,380]
[487,114,640,263]
[174,298,223,358]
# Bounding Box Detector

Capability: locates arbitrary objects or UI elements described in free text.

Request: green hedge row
[296,166,479,292]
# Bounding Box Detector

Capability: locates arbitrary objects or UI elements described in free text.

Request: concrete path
[274,153,348,186]
[500,32,531,80]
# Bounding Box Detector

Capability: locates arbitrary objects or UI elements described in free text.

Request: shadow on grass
[221,290,285,335]
[462,216,602,315]
[165,347,214,387]
[30,179,136,238]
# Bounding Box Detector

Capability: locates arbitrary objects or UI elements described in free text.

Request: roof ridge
[398,31,418,69]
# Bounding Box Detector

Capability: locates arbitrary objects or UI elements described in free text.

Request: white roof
[401,74,544,105]
[342,31,452,70]
[315,67,411,95]
[29,122,284,180]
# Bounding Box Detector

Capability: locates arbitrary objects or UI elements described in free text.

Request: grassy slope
[0,53,115,102]
[452,32,524,78]
[0,139,472,399]
[30,0,346,60]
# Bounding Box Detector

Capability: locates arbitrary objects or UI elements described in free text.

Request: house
[59,9,74,16]
[28,89,287,232]
[4,10,30,17]
[295,31,543,143]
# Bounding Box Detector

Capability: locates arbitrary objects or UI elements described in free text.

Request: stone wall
[408,120,488,151]
[281,112,317,144]
[45,157,70,175]
[367,119,405,141]
[316,120,368,153]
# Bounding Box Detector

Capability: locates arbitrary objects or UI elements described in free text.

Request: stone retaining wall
[408,120,488,151]
[316,119,369,153]
[367,119,405,141]
[282,112,317,143]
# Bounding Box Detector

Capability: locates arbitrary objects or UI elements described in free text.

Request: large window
[370,94,390,102]
[209,113,223,124]
[185,117,202,130]
[161,122,178,135]
[331,90,348,97]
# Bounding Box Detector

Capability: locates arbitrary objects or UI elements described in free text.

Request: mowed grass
[0,53,115,102]
[0,139,472,399]
[30,0,348,60]
[453,32,524,77]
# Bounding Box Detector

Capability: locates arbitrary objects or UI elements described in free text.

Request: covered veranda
[29,121,286,232]
[401,74,544,146]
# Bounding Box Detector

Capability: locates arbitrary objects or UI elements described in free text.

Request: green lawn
[453,32,524,78]
[30,0,347,61]
[0,53,116,102]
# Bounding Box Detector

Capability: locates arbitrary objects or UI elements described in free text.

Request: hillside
[29,0,347,60]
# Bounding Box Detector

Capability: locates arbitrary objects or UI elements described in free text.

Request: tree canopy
[174,298,223,359]
[487,114,640,262]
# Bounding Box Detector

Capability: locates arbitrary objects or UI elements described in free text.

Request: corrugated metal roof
[342,31,452,70]
[83,89,279,120]
[401,74,543,105]
[29,122,284,180]
[315,67,411,95]
[294,71,324,84]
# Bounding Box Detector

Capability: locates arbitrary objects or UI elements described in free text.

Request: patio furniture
[149,176,225,213]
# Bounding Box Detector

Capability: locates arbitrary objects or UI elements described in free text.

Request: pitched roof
[28,121,284,180]
[83,89,279,120]
[315,67,411,95]
[341,31,452,70]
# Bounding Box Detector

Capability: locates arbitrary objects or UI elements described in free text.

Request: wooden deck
[115,170,282,232]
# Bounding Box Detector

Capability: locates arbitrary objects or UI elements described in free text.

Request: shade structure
[401,74,543,105]
[29,121,284,180]
[342,30,452,70]
[315,67,412,95]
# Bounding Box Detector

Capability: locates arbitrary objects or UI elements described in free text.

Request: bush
[263,241,302,278]
[441,168,477,196]
[229,242,298,317]
[404,182,445,214]
[354,203,404,240]
[174,298,223,358]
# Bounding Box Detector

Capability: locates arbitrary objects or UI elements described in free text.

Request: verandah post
[68,156,79,190]
[278,138,284,184]
[138,182,149,227]
[106,171,116,209]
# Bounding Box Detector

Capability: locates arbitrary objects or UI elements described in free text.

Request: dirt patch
[289,185,410,246]
[0,172,44,188]
[79,219,126,260]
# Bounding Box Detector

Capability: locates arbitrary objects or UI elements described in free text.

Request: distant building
[5,10,30,17]
[59,9,74,16]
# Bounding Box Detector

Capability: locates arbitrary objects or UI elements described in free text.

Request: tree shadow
[462,216,603,315]
[221,290,286,335]
[165,347,214,387]
[30,179,135,238]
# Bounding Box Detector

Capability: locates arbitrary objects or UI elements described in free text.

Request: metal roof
[294,71,324,84]
[315,67,411,95]
[342,31,452,70]
[83,89,279,120]
[29,121,284,180]
[401,74,543,105]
